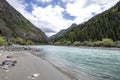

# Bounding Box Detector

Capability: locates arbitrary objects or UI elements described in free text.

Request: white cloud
[7,0,73,36]
[31,4,73,35]
[37,0,52,3]
[61,0,75,3]
[65,0,120,24]
[6,0,119,36]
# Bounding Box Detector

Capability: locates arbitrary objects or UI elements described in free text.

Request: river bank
[27,45,120,80]
[0,46,71,80]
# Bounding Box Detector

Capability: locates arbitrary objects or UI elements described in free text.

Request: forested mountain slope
[55,1,120,47]
[0,0,50,45]
[50,23,77,41]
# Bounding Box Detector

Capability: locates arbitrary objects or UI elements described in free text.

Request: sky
[6,0,119,36]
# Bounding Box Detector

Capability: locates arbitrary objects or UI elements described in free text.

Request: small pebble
[6,56,12,58]
[31,73,40,78]
[28,73,40,79]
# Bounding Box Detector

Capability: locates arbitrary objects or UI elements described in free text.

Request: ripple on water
[27,45,120,80]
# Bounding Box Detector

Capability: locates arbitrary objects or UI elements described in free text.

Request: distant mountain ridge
[50,23,77,41]
[55,1,120,44]
[0,0,50,45]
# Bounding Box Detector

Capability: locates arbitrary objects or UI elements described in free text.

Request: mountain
[0,0,50,45]
[50,23,77,41]
[55,1,120,46]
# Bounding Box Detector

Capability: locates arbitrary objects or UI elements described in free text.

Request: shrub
[116,44,120,48]
[80,41,91,46]
[114,41,120,48]
[26,40,34,45]
[0,36,7,46]
[74,41,81,46]
[88,42,94,46]
[15,37,25,45]
[65,41,71,46]
[93,41,103,47]
[8,37,34,45]
[54,42,62,45]
[102,38,113,47]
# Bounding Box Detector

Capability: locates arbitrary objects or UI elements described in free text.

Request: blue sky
[7,0,119,36]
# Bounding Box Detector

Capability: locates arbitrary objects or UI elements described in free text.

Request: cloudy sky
[6,0,119,36]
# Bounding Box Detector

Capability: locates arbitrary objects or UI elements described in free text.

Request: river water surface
[28,45,120,80]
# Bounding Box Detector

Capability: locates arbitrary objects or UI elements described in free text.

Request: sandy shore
[0,46,71,80]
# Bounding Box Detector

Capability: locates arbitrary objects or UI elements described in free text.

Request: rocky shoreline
[0,46,70,80]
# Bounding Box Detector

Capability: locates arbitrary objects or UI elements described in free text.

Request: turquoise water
[29,45,120,80]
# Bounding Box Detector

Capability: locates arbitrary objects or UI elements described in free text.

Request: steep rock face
[0,0,49,44]
[55,1,120,42]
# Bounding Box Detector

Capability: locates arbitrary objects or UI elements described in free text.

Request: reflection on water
[29,45,120,80]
